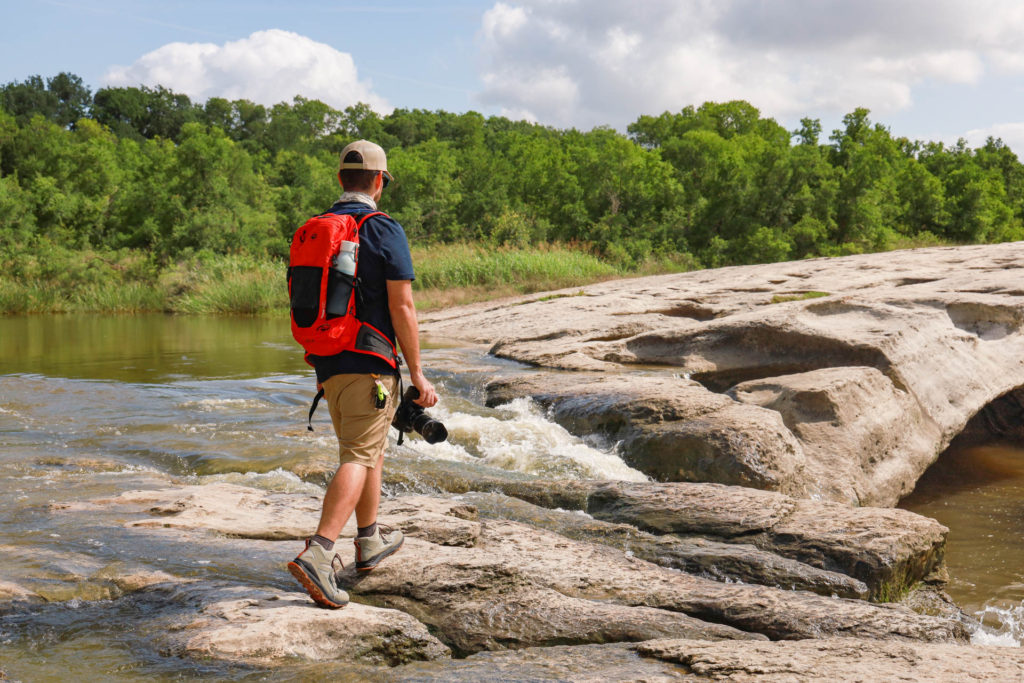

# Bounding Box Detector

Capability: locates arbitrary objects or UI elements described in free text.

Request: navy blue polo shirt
[308,200,415,382]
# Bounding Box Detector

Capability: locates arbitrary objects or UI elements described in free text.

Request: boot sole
[355,537,403,571]
[287,560,348,609]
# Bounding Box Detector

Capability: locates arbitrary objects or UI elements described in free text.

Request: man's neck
[337,191,377,210]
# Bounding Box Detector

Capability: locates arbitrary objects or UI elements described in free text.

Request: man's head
[338,140,393,201]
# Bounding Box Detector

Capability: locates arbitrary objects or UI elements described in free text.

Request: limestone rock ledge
[635,637,1024,681]
[424,242,1024,506]
[147,582,450,666]
[65,484,967,658]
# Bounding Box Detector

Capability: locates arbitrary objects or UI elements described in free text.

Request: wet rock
[0,581,39,605]
[0,543,180,605]
[425,243,1024,505]
[145,582,450,666]
[635,637,1024,681]
[487,374,809,495]
[382,452,543,497]
[384,642,686,682]
[67,483,324,540]
[899,581,963,621]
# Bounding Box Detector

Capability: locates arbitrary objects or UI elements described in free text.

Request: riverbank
[0,241,696,315]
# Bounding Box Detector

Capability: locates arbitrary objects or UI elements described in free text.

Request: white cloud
[103,29,390,112]
[963,122,1024,156]
[476,0,1024,129]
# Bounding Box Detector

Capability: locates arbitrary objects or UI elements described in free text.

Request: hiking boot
[354,525,404,571]
[287,539,350,608]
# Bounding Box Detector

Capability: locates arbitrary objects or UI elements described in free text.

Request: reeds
[0,242,696,315]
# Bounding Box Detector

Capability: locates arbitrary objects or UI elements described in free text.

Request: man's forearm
[386,280,423,373]
[391,299,423,374]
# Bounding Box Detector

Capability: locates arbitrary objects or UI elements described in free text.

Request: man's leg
[352,453,402,570]
[315,462,371,540]
[354,455,383,529]
[288,460,368,608]
[289,374,402,606]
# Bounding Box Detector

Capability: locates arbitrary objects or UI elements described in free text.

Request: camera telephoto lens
[392,385,448,444]
[412,413,448,444]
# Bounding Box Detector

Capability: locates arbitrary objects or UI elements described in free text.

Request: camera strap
[394,372,405,445]
[307,387,325,432]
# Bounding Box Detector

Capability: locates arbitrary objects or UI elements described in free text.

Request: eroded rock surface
[0,542,180,606]
[636,637,1024,681]
[425,243,1024,505]
[81,484,964,649]
[434,479,945,601]
[137,582,450,666]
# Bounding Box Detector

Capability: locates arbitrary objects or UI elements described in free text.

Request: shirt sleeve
[377,215,416,281]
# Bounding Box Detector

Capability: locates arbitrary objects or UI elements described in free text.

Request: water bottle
[325,241,358,318]
[334,241,358,277]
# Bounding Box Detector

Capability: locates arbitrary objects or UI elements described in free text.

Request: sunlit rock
[635,637,1024,680]
[144,582,450,666]
[426,242,1024,505]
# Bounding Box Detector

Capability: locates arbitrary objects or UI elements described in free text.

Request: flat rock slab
[463,491,870,599]
[475,479,946,600]
[384,642,687,682]
[83,485,966,650]
[586,481,796,536]
[636,637,1024,681]
[433,243,1024,505]
[61,483,325,540]
[60,483,481,545]
[144,582,450,666]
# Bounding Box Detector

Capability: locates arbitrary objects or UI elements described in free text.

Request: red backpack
[287,210,400,369]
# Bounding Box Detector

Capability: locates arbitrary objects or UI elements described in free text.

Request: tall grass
[0,242,697,314]
[170,256,286,314]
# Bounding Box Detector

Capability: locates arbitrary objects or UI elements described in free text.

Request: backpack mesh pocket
[289,266,322,328]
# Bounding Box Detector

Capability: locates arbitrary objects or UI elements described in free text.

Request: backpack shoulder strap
[354,211,386,228]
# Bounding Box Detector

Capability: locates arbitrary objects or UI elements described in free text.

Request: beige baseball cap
[339,140,394,184]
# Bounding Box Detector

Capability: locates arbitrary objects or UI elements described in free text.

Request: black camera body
[392,386,448,444]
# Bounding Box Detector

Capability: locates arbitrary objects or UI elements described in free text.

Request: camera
[392,386,448,444]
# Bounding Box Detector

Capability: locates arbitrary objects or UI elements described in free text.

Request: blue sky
[3,0,1023,151]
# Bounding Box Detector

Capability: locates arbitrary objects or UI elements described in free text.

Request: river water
[1,315,1021,678]
[0,314,647,680]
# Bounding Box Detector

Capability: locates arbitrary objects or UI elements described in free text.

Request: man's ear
[337,171,344,188]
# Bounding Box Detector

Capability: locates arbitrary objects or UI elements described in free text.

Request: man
[288,140,438,609]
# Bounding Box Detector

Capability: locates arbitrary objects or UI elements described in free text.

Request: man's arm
[386,279,438,407]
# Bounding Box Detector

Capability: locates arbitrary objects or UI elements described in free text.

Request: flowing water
[1,315,1021,679]
[0,314,647,680]
[899,443,1024,647]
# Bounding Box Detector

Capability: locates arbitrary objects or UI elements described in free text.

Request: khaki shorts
[322,373,399,469]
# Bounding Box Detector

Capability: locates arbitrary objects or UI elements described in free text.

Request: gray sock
[311,534,334,551]
[357,522,377,538]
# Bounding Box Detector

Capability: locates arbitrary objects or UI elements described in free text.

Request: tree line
[2,72,1022,271]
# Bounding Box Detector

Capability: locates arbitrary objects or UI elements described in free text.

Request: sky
[2,0,1023,152]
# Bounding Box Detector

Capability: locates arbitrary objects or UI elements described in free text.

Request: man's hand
[411,370,437,407]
